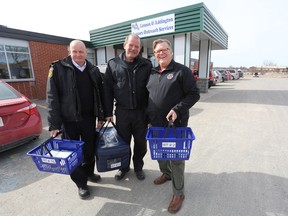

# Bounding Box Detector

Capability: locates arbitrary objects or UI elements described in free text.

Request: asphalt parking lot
[1,76,288,216]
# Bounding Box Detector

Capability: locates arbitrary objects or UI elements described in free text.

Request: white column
[198,39,211,78]
[185,33,191,68]
[173,34,185,65]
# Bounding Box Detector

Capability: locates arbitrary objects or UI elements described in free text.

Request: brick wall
[197,78,209,93]
[9,41,68,100]
[8,81,37,99]
[30,41,68,99]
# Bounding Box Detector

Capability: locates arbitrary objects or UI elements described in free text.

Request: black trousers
[62,116,96,188]
[115,108,147,172]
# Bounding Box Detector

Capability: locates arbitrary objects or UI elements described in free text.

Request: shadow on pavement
[92,171,288,216]
[2,153,288,216]
[0,131,51,193]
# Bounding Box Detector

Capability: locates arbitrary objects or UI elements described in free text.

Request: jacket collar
[153,59,175,73]
[119,51,140,63]
[61,56,94,71]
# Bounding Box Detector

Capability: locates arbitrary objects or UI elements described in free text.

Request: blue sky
[1,0,287,67]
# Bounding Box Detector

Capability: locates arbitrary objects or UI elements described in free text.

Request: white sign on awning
[131,14,175,38]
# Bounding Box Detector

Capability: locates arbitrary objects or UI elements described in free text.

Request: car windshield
[0,83,20,100]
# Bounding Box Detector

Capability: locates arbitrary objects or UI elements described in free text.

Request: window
[0,39,34,81]
[87,49,95,64]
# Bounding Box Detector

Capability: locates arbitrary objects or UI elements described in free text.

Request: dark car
[0,80,42,152]
[253,72,259,77]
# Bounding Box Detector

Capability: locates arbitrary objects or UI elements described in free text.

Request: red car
[208,70,217,88]
[0,80,42,152]
[226,70,233,80]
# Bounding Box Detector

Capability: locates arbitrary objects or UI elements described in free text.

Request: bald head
[69,40,87,66]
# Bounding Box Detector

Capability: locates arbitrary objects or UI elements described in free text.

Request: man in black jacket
[103,34,152,181]
[146,38,200,213]
[46,40,104,199]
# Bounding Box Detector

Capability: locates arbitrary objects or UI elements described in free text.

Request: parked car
[217,70,226,81]
[227,69,239,80]
[226,70,233,80]
[253,72,259,77]
[237,70,244,78]
[0,80,42,152]
[208,70,217,88]
[214,70,224,82]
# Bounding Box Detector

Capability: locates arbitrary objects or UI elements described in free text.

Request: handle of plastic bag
[98,120,116,134]
[96,120,117,144]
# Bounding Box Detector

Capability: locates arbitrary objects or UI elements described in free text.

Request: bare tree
[263,60,277,66]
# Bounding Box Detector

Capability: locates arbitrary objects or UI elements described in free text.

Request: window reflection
[0,44,33,80]
[0,52,9,79]
[7,53,32,79]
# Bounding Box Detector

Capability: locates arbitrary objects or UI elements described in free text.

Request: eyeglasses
[154,48,170,54]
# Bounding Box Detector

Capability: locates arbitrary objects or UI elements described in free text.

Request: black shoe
[115,168,130,181]
[88,174,101,183]
[135,170,145,180]
[78,186,90,199]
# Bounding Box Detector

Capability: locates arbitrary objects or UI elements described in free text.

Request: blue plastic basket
[146,126,195,160]
[27,138,84,175]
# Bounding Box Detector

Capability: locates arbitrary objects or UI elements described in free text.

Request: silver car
[227,69,239,80]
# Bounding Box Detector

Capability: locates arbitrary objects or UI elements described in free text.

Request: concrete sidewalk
[1,77,288,216]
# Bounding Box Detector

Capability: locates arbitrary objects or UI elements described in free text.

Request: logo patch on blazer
[167,74,173,80]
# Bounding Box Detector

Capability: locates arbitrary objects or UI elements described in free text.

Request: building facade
[0,25,93,99]
[90,2,228,93]
[0,2,228,99]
